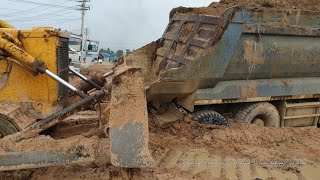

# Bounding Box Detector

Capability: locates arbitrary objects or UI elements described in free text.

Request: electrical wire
[7,10,78,22]
[1,0,75,17]
[8,0,74,9]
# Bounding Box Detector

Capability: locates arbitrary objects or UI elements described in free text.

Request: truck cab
[68,35,82,72]
[83,40,100,63]
[68,34,101,72]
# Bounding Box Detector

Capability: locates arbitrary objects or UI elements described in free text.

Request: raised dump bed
[148,6,320,128]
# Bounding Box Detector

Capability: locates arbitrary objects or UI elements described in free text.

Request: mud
[109,70,147,129]
[2,0,320,179]
[124,41,159,86]
[69,64,113,93]
[2,117,320,179]
[174,0,320,17]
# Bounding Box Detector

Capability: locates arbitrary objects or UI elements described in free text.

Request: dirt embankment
[124,41,159,86]
[174,0,320,17]
[69,64,113,90]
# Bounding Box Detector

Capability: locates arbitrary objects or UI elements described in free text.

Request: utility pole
[77,0,90,62]
[84,28,90,41]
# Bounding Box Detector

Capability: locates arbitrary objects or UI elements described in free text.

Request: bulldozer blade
[109,68,156,168]
[0,135,110,171]
[0,151,94,171]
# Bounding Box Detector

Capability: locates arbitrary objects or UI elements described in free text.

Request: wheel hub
[252,118,265,126]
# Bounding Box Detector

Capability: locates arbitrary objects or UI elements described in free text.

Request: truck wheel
[192,110,227,126]
[235,102,280,127]
[0,116,18,138]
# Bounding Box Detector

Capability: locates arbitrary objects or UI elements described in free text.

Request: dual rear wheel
[192,102,280,127]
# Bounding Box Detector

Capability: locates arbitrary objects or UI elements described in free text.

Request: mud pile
[175,0,320,16]
[80,64,113,76]
[3,119,319,179]
[149,118,320,161]
[69,64,113,90]
[124,41,159,86]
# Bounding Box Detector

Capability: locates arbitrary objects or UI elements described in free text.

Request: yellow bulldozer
[0,20,154,170]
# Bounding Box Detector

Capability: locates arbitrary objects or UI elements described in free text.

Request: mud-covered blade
[109,68,156,168]
[0,151,94,171]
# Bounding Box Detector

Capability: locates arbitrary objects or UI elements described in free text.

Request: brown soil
[2,1,320,179]
[69,64,113,92]
[124,41,159,86]
[80,64,113,77]
[148,118,320,162]
[174,0,320,17]
[2,115,320,179]
[109,70,147,129]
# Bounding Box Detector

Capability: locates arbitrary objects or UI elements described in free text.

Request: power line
[11,18,80,23]
[8,0,75,9]
[1,0,74,17]
[13,18,80,27]
[6,9,77,21]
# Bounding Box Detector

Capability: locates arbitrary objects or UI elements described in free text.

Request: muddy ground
[1,115,319,180]
[1,0,320,179]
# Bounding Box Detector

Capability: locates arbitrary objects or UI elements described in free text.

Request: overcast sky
[1,0,217,50]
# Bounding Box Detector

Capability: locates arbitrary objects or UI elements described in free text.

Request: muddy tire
[235,102,280,127]
[0,116,18,138]
[192,110,227,126]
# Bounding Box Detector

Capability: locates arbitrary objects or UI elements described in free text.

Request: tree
[106,48,111,54]
[126,49,132,56]
[115,50,124,58]
[99,48,115,55]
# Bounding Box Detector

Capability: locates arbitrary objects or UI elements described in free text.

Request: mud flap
[109,68,156,168]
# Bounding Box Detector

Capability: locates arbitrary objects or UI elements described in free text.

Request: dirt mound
[68,64,113,105]
[80,64,113,76]
[216,0,320,11]
[124,41,159,86]
[149,116,320,161]
[173,0,320,17]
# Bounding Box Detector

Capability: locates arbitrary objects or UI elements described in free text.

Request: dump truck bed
[148,7,320,104]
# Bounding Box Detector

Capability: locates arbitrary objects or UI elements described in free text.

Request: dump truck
[0,6,319,171]
[148,6,320,128]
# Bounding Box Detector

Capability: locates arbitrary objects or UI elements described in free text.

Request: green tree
[115,50,124,58]
[106,48,111,54]
[99,48,114,54]
[126,49,132,56]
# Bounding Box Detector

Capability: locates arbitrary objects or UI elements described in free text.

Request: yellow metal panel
[0,27,64,117]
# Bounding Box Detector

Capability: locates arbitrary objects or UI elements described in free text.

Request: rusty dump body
[148,7,320,106]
